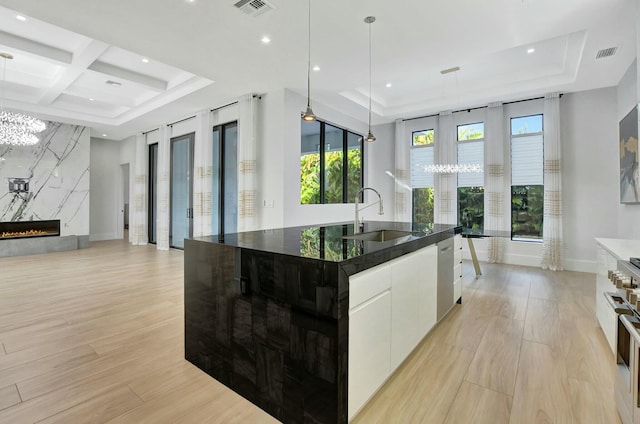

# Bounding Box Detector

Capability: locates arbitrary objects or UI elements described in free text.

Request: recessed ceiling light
[102,134,107,137]
[16,15,26,21]
[313,65,320,71]
[89,98,95,101]
[527,48,535,54]
[261,36,271,44]
[142,58,149,63]
[386,83,392,88]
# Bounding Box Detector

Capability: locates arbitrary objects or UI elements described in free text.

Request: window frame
[456,121,485,229]
[509,113,544,242]
[300,118,365,204]
[410,128,436,224]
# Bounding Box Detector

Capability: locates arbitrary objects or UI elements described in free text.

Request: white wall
[561,88,619,270]
[89,137,121,241]
[368,122,396,222]
[616,60,640,239]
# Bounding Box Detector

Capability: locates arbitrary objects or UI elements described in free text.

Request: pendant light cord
[368,20,372,132]
[307,0,311,108]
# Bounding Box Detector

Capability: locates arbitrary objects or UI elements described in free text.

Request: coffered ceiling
[0,0,635,140]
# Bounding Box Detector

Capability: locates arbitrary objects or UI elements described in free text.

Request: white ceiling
[0,0,635,140]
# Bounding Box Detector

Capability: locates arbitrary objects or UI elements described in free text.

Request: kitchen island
[184,221,461,424]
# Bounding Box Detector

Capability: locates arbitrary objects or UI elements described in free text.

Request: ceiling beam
[0,30,72,64]
[88,61,167,91]
[37,40,109,105]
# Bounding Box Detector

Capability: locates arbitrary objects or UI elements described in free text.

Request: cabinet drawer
[454,234,462,250]
[454,263,462,281]
[454,278,462,301]
[454,249,462,265]
[349,264,392,310]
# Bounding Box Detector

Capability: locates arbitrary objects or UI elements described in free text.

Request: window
[411,129,435,223]
[457,122,484,229]
[212,122,238,235]
[511,114,543,241]
[300,119,364,204]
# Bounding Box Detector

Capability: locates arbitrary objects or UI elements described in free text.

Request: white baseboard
[89,232,120,241]
[462,250,597,273]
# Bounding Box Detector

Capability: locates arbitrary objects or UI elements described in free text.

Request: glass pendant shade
[365,131,376,143]
[302,105,316,122]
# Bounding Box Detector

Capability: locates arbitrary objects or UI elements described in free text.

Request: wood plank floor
[0,240,619,423]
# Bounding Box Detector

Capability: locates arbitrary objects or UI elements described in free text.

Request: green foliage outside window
[412,130,434,146]
[300,149,362,204]
[413,188,434,223]
[512,185,543,240]
[458,187,484,229]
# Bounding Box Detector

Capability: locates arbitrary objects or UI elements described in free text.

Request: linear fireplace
[0,220,61,240]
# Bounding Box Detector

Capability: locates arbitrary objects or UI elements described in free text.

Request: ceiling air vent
[234,0,275,17]
[596,47,618,60]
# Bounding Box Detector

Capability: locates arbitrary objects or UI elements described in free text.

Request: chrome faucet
[354,187,384,233]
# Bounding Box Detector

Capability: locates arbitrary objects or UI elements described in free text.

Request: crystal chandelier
[424,164,483,173]
[0,53,45,146]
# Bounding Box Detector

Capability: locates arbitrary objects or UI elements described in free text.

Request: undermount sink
[343,229,413,242]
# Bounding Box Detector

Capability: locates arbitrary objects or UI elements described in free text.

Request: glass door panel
[170,134,194,249]
[223,124,238,234]
[148,143,158,244]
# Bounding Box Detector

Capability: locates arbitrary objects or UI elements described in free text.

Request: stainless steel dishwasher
[437,237,454,321]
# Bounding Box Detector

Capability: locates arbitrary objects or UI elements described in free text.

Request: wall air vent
[234,0,275,17]
[440,66,460,75]
[596,47,618,60]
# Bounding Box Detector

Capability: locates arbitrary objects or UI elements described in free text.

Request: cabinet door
[390,245,438,371]
[348,290,391,420]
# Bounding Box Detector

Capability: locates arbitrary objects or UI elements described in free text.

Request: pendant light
[301,0,316,122]
[0,53,46,146]
[364,16,376,142]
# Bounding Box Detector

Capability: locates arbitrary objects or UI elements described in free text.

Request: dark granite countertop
[191,221,460,264]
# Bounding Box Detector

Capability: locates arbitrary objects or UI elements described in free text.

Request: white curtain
[237,94,258,232]
[192,110,213,237]
[156,125,171,250]
[541,93,563,270]
[484,102,505,262]
[394,119,411,222]
[435,112,457,224]
[131,133,148,245]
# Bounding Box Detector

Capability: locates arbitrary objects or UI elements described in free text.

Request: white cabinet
[348,242,440,420]
[348,264,392,420]
[389,245,437,370]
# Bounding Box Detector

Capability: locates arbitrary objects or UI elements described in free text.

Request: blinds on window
[511,134,543,185]
[457,141,484,187]
[410,146,434,188]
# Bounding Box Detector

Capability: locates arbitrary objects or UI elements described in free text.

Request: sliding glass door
[212,122,238,235]
[170,133,194,249]
[148,143,158,244]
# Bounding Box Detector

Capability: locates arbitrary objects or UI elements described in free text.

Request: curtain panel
[394,119,411,222]
[192,110,213,237]
[541,93,563,270]
[131,133,148,245]
[484,103,506,262]
[237,94,258,232]
[156,125,171,250]
[435,112,457,225]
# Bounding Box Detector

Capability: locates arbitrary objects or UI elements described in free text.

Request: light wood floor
[0,240,619,423]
